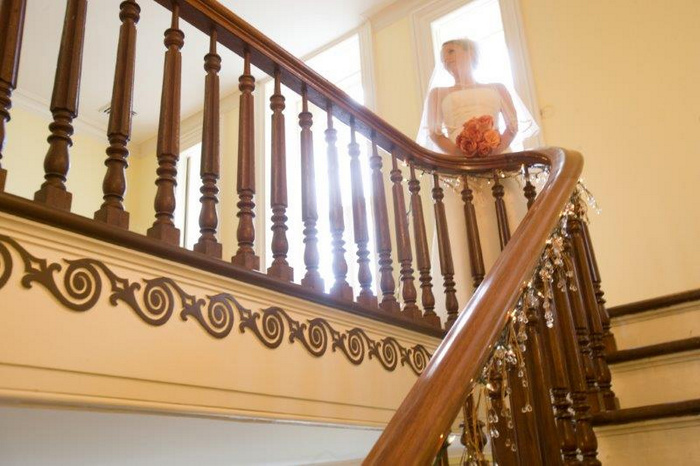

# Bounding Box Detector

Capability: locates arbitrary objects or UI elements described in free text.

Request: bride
[419,38,539,323]
[419,38,537,157]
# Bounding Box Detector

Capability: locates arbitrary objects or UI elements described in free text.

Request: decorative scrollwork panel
[0,234,432,374]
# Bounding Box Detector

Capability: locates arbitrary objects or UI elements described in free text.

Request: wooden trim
[608,289,700,319]
[592,399,700,427]
[0,192,444,339]
[606,337,700,365]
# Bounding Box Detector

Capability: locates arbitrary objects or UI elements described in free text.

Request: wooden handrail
[152,0,547,175]
[364,147,583,464]
[147,2,586,461]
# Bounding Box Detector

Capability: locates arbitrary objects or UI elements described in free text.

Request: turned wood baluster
[506,359,543,465]
[299,85,323,291]
[486,365,518,466]
[523,287,565,466]
[231,47,260,270]
[492,173,511,249]
[523,165,537,209]
[581,220,617,353]
[348,120,375,307]
[491,181,549,464]
[570,216,617,411]
[0,0,27,191]
[94,0,140,228]
[546,273,591,464]
[564,238,603,413]
[325,104,352,300]
[33,0,88,211]
[193,28,222,258]
[408,166,439,327]
[147,2,184,245]
[267,67,293,281]
[390,154,419,320]
[432,174,458,328]
[461,176,485,289]
[369,138,399,314]
[553,261,602,465]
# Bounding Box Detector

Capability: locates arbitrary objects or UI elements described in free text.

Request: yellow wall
[371,1,700,306]
[3,106,112,219]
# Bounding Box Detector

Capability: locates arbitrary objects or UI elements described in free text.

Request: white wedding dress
[427,85,524,324]
[440,86,504,144]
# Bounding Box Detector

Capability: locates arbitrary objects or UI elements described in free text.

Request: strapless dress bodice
[441,86,502,142]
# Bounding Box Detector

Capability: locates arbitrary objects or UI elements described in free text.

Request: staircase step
[607,339,700,408]
[610,300,700,350]
[607,337,700,364]
[608,288,700,319]
[593,401,700,466]
[593,399,700,426]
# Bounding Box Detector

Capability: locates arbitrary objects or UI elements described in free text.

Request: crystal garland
[458,181,598,465]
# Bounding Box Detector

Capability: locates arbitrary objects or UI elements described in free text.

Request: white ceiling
[15,0,396,144]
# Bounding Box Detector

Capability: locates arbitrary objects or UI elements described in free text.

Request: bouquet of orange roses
[455,115,501,158]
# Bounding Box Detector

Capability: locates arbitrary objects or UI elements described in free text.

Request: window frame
[410,0,544,146]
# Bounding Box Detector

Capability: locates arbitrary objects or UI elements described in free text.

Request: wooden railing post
[492,172,511,248]
[193,28,222,258]
[94,0,140,228]
[348,120,375,307]
[570,216,617,411]
[408,166,439,327]
[147,2,184,245]
[461,176,485,289]
[267,67,293,281]
[564,238,603,413]
[369,137,399,314]
[231,47,260,269]
[0,0,27,191]
[325,104,352,300]
[299,84,323,291]
[486,365,518,466]
[581,220,617,353]
[553,260,601,465]
[34,0,88,211]
[545,277,588,464]
[432,174,458,328]
[390,153,419,320]
[523,288,565,466]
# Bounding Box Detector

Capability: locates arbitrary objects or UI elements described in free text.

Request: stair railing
[0,0,618,463]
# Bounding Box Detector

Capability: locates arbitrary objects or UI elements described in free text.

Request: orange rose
[465,126,481,141]
[483,129,501,148]
[477,115,494,132]
[465,118,479,132]
[477,142,492,157]
[464,140,479,156]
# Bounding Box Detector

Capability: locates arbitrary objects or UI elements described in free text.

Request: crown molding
[11,89,108,142]
[365,0,429,32]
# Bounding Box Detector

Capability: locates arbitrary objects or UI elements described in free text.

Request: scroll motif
[0,234,432,374]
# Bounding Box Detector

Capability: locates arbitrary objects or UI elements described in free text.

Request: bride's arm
[427,88,462,156]
[495,84,518,151]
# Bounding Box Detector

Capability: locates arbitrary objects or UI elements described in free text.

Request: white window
[263,33,377,292]
[412,0,543,148]
[174,143,203,250]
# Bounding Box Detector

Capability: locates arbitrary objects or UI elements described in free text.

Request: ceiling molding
[364,0,430,31]
[12,89,108,142]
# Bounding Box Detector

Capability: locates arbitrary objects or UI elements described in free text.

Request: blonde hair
[442,38,480,68]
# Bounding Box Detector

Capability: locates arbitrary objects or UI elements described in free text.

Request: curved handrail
[148,2,585,461]
[154,0,547,175]
[364,147,583,464]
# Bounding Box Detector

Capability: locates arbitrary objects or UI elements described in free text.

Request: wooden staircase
[593,290,700,465]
